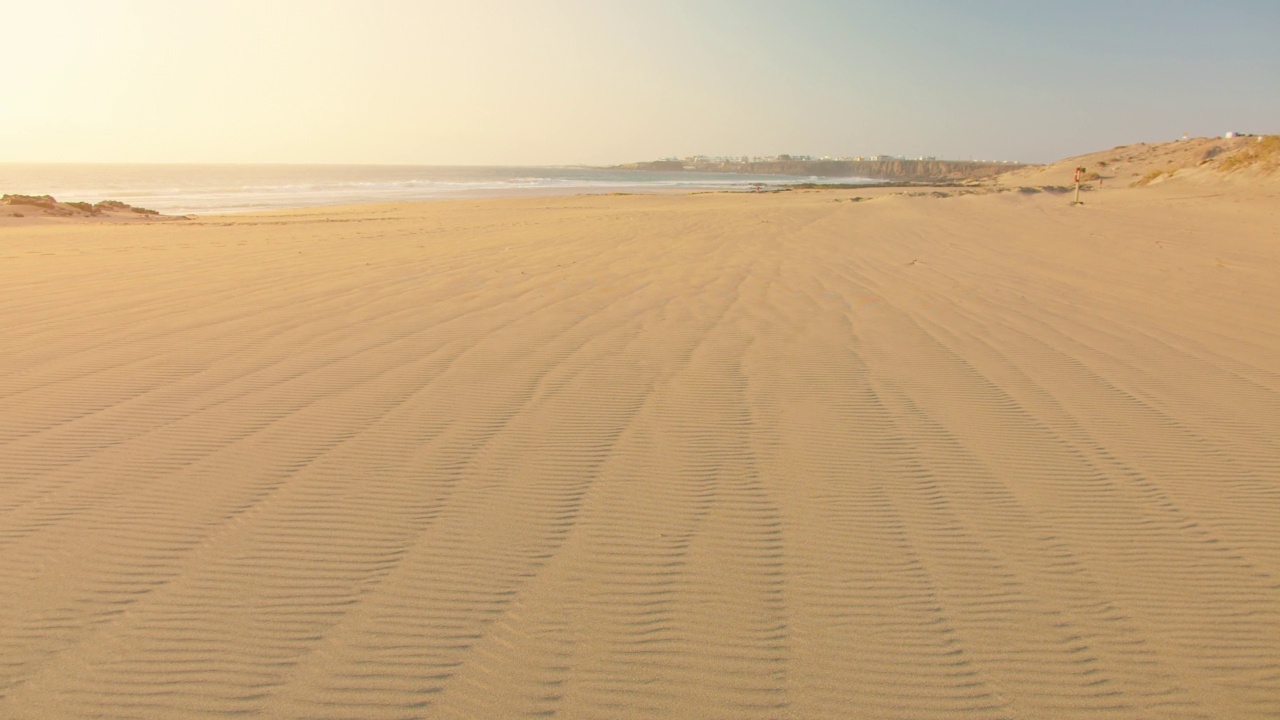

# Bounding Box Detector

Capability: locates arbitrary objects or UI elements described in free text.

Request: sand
[1,178,1278,719]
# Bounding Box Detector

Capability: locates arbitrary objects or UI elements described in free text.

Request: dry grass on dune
[1218,134,1280,172]
[1,183,1278,719]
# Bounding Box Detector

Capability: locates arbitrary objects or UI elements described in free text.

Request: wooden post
[1073,167,1084,205]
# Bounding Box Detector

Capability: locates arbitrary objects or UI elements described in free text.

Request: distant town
[646,153,1022,165]
[614,155,1027,183]
[668,153,948,164]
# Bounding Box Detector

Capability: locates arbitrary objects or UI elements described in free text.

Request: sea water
[0,164,876,216]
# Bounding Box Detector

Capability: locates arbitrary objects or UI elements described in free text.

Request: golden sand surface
[1,182,1278,718]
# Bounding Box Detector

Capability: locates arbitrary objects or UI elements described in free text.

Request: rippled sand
[2,185,1278,718]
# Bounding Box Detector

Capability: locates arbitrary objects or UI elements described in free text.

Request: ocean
[0,164,876,216]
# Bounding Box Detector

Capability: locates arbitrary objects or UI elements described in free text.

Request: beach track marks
[1,191,1277,718]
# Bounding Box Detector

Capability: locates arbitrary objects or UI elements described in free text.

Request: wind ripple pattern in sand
[1,193,1278,719]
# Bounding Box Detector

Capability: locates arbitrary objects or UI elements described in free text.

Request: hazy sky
[4,0,1278,165]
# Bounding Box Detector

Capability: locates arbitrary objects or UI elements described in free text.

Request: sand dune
[999,134,1280,190]
[1,183,1278,718]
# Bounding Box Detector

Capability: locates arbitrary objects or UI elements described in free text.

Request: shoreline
[0,179,1092,223]
[0,163,887,217]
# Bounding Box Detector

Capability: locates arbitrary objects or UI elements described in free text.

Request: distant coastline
[613,156,1028,183]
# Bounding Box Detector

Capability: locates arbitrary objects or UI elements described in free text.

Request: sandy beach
[2,171,1278,718]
